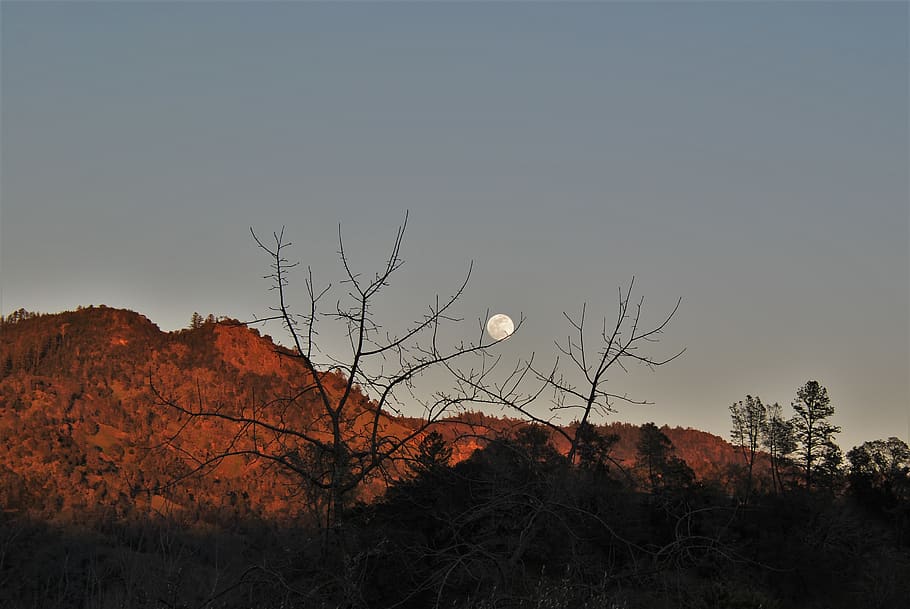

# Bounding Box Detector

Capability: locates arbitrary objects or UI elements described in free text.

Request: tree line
[4,410,908,608]
[729,380,842,497]
[728,379,910,511]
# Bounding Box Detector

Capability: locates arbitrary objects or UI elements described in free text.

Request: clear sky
[2,1,907,452]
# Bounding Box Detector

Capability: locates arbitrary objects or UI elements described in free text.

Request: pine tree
[790,380,841,491]
[409,430,453,478]
[636,422,693,493]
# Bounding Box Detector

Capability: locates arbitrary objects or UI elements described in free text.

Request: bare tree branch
[155,214,509,527]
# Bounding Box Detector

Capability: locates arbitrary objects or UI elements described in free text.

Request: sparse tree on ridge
[790,380,841,491]
[0,308,39,325]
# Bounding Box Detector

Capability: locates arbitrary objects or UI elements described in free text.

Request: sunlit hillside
[0,306,752,525]
[0,307,385,523]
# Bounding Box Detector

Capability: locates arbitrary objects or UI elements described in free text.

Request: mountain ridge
[0,306,748,524]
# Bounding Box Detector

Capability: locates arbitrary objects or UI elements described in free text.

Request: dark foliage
[4,434,909,609]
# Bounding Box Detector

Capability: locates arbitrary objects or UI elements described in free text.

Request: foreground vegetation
[3,422,909,609]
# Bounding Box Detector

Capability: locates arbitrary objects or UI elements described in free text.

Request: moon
[486,313,514,341]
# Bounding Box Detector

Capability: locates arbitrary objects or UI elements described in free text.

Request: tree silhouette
[761,401,795,494]
[729,394,766,499]
[408,430,453,478]
[574,421,620,476]
[790,380,841,491]
[847,437,910,508]
[154,215,510,527]
[446,279,682,468]
[635,422,693,494]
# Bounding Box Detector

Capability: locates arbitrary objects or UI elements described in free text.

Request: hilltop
[0,306,365,522]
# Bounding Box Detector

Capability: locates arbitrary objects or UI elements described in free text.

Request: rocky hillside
[0,307,751,525]
[1,306,378,523]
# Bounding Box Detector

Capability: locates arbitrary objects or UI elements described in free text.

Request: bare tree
[447,279,682,468]
[153,214,510,527]
[152,214,681,536]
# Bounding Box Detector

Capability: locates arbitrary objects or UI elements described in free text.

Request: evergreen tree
[790,380,841,490]
[636,422,693,493]
[409,430,452,477]
[574,421,620,475]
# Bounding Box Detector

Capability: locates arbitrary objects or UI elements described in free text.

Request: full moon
[486,314,514,341]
